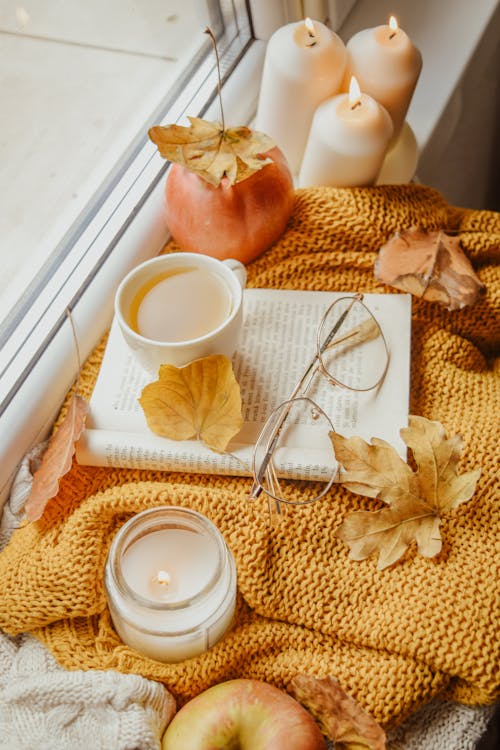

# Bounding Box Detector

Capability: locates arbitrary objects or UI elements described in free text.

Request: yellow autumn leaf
[148,116,275,186]
[138,354,243,453]
[332,415,481,569]
[400,415,480,513]
[329,434,418,500]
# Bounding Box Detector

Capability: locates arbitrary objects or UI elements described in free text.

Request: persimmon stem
[204,27,225,132]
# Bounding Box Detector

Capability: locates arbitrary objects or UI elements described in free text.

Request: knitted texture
[0,635,175,750]
[386,699,496,750]
[0,456,495,750]
[0,186,498,729]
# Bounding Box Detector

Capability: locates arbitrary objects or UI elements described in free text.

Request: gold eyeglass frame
[249,293,390,508]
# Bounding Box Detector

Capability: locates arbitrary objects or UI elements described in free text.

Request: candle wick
[306,40,317,47]
[154,570,171,587]
[389,31,397,39]
[351,100,362,110]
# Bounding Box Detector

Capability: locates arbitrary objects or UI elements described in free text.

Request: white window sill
[0,40,265,508]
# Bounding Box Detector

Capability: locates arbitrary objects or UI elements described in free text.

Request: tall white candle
[341,16,422,145]
[105,507,237,662]
[299,77,393,187]
[255,18,347,174]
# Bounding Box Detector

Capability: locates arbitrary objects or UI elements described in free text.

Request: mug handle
[223,258,247,289]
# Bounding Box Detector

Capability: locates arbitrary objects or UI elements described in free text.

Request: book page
[76,290,411,477]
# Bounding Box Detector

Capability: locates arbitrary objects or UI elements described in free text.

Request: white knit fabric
[0,635,175,750]
[386,699,495,750]
[0,444,44,550]
[0,447,495,749]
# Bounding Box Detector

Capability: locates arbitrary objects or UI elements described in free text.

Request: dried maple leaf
[25,394,89,522]
[290,675,386,750]
[149,116,275,187]
[139,354,243,453]
[374,226,485,310]
[332,415,481,569]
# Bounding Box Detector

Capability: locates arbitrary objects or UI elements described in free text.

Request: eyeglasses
[249,293,389,514]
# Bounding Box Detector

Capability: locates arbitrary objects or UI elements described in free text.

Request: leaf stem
[204,27,225,132]
[66,308,81,394]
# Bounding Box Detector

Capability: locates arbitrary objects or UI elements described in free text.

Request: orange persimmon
[164,146,294,265]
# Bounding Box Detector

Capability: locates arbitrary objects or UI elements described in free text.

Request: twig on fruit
[204,27,225,132]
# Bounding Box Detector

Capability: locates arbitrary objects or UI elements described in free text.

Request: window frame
[0,0,264,506]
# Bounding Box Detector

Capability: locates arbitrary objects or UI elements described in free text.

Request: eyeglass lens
[252,397,337,506]
[317,297,388,392]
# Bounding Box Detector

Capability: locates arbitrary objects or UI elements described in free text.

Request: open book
[76,289,411,478]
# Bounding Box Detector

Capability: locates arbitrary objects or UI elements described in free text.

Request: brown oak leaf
[332,415,481,569]
[149,116,275,186]
[139,354,243,453]
[374,226,485,310]
[290,675,386,750]
[25,394,89,522]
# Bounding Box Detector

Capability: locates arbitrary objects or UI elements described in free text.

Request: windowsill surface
[0,3,209,320]
[0,39,264,509]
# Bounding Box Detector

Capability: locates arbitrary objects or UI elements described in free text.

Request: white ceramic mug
[115,253,247,374]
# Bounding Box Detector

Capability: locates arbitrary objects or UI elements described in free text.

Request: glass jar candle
[104,506,237,662]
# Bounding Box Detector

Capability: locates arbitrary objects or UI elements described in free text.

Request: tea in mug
[130,267,233,343]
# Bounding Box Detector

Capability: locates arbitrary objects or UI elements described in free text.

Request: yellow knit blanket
[0,186,498,728]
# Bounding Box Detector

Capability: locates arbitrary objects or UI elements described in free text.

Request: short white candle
[377,121,419,185]
[105,507,237,662]
[299,76,393,187]
[121,528,218,603]
[255,18,347,174]
[341,16,422,145]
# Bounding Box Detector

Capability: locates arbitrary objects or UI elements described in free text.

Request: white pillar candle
[377,121,419,185]
[105,507,237,662]
[341,16,422,145]
[299,76,393,187]
[255,18,347,174]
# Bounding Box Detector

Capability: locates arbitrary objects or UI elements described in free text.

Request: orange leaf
[375,226,485,310]
[25,394,89,521]
[290,675,386,750]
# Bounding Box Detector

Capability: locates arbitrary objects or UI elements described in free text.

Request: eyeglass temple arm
[249,298,359,499]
